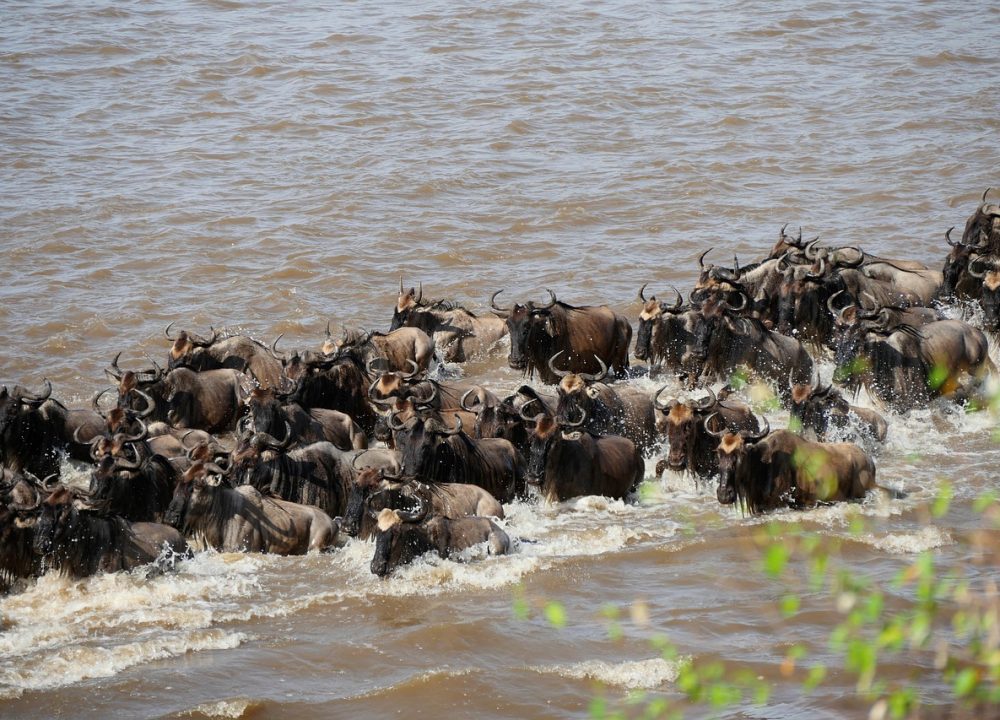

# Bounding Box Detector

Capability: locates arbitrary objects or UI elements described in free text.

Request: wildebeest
[341,466,503,539]
[33,486,188,579]
[392,414,524,503]
[242,387,366,451]
[0,381,65,479]
[229,433,355,519]
[165,324,284,388]
[686,293,814,401]
[164,462,337,554]
[548,352,658,451]
[392,280,508,362]
[634,286,700,374]
[369,503,511,577]
[525,413,644,502]
[960,187,1000,255]
[833,315,994,411]
[940,226,988,302]
[490,289,632,384]
[274,342,378,436]
[322,325,435,374]
[714,424,880,515]
[652,386,760,478]
[789,379,888,446]
[87,423,178,523]
[107,355,248,433]
[0,472,47,590]
[965,256,1000,333]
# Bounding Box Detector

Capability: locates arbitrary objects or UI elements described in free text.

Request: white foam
[182,698,260,719]
[531,658,683,690]
[861,526,952,554]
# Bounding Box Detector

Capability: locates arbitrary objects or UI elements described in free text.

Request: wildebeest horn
[652,385,676,411]
[489,290,509,315]
[189,327,218,347]
[805,257,826,280]
[519,400,542,422]
[637,283,648,302]
[133,389,157,419]
[859,292,879,312]
[351,449,371,471]
[368,378,395,407]
[539,288,557,309]
[366,357,388,375]
[414,383,438,408]
[460,389,482,413]
[395,492,429,523]
[562,406,587,429]
[733,255,740,276]
[113,453,144,471]
[257,421,293,450]
[72,423,94,445]
[984,187,993,205]
[91,387,114,415]
[723,291,748,313]
[400,359,420,380]
[164,322,177,341]
[121,419,148,443]
[579,354,607,383]
[415,282,423,305]
[440,414,464,436]
[547,350,571,379]
[270,334,288,361]
[804,238,821,261]
[744,416,770,442]
[14,379,51,406]
[703,412,726,437]
[827,290,851,319]
[945,227,959,247]
[694,387,717,410]
[968,256,990,279]
[388,411,408,431]
[668,286,683,311]
[398,275,404,294]
[698,248,713,269]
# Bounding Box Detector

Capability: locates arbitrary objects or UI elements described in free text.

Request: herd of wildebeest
[1,190,999,588]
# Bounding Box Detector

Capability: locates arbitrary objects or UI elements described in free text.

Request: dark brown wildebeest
[788,379,888,446]
[652,387,760,478]
[369,502,511,577]
[165,324,284,389]
[832,314,994,412]
[490,289,632,384]
[524,412,644,502]
[0,471,48,591]
[229,432,355,520]
[107,355,248,433]
[391,414,524,503]
[164,462,337,554]
[341,466,503,539]
[33,485,188,579]
[242,387,366,451]
[322,325,435,374]
[965,256,1000,333]
[685,293,814,402]
[961,187,1000,255]
[392,280,508,362]
[940,226,989,302]
[547,352,657,452]
[713,424,881,515]
[634,286,700,374]
[0,381,66,479]
[273,342,378,437]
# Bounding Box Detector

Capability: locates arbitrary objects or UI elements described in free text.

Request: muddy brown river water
[1,1,998,717]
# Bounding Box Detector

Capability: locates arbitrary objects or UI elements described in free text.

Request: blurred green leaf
[544,601,567,629]
[764,543,790,578]
[804,664,827,691]
[953,667,979,697]
[780,594,801,617]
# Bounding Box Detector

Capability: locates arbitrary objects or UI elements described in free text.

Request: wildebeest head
[390,278,424,332]
[688,292,747,362]
[105,354,165,419]
[164,323,219,370]
[711,418,770,506]
[524,408,586,485]
[471,394,528,452]
[775,253,830,339]
[393,413,463,480]
[163,460,226,529]
[342,463,420,538]
[634,286,683,361]
[653,386,717,472]
[550,351,608,424]
[967,255,1000,330]
[229,423,292,484]
[789,379,850,438]
[370,500,432,577]
[490,289,558,373]
[0,381,52,439]
[33,486,78,557]
[962,187,1000,255]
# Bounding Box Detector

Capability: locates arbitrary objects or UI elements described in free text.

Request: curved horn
[395,492,429,523]
[489,290,509,315]
[113,453,143,471]
[91,387,114,415]
[724,290,748,313]
[698,248,712,270]
[733,254,740,277]
[668,286,683,312]
[400,359,420,380]
[652,385,676,411]
[579,354,607,383]
[703,412,726,438]
[804,238,821,260]
[72,424,96,445]
[519,399,542,422]
[256,421,293,450]
[460,389,482,413]
[440,414,464,436]
[562,406,587,429]
[414,383,438,408]
[121,419,148,444]
[133,389,157,419]
[388,411,409,431]
[351,449,371,471]
[164,322,179,341]
[368,377,396,407]
[539,288,557,309]
[968,256,990,279]
[945,226,959,247]
[805,257,826,280]
[547,350,571,379]
[827,290,852,321]
[415,282,423,305]
[984,187,993,205]
[694,386,717,411]
[637,283,648,302]
[270,334,288,361]
[744,416,770,442]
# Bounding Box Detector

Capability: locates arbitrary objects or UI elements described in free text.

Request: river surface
[1,1,998,717]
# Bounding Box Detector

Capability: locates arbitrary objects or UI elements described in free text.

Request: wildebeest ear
[543,317,556,337]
